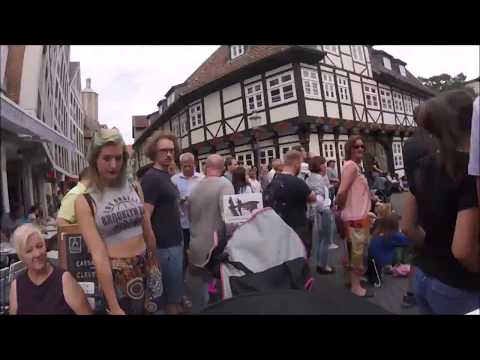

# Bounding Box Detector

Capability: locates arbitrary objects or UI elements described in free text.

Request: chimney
[86,78,91,88]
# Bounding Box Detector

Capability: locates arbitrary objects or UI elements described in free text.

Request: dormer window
[383,57,392,70]
[230,45,246,59]
[399,64,407,77]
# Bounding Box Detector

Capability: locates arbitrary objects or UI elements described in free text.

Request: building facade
[465,77,479,96]
[133,45,435,179]
[1,45,89,217]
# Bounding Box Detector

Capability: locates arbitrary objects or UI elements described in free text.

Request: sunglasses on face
[353,144,365,149]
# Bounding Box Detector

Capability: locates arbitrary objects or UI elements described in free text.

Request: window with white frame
[259,147,276,166]
[403,95,413,114]
[172,119,180,137]
[236,152,254,167]
[267,71,296,106]
[323,45,339,55]
[231,45,246,60]
[302,68,321,99]
[399,65,406,77]
[245,81,265,112]
[337,76,350,103]
[383,57,392,70]
[393,92,404,112]
[363,85,379,109]
[189,103,203,129]
[322,142,336,161]
[321,72,336,101]
[280,144,297,160]
[379,88,394,111]
[351,45,365,62]
[392,142,404,169]
[338,142,346,166]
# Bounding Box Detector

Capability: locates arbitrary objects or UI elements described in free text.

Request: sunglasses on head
[353,144,365,149]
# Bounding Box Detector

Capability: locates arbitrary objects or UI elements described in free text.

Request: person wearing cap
[75,128,161,315]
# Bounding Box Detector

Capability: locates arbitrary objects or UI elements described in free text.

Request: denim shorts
[156,245,184,305]
[414,267,480,315]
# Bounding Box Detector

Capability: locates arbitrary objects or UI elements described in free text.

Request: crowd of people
[2,88,478,315]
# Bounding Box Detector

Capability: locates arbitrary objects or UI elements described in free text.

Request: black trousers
[293,223,312,259]
[183,228,190,271]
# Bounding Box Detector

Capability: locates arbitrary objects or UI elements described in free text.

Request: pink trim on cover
[305,277,314,291]
[220,264,225,300]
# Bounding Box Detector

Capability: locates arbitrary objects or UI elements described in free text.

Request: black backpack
[262,175,288,221]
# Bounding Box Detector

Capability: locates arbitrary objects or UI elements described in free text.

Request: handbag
[144,249,164,314]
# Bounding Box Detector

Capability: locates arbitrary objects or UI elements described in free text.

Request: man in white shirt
[171,153,204,270]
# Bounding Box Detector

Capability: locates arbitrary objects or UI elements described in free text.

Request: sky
[70,45,480,145]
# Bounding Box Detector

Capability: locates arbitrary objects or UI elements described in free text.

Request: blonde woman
[75,128,161,315]
[9,223,92,315]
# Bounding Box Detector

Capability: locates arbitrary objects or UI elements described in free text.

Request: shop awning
[0,94,76,152]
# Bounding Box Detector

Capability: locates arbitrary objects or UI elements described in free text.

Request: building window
[323,45,339,55]
[412,98,420,113]
[189,103,203,129]
[322,142,336,161]
[399,65,407,77]
[267,71,297,106]
[393,92,404,112]
[167,93,175,107]
[337,76,350,103]
[245,81,265,111]
[302,68,321,99]
[279,144,298,160]
[392,142,404,169]
[259,147,276,165]
[380,88,394,111]
[351,45,365,63]
[236,152,254,167]
[231,45,246,60]
[338,142,346,166]
[403,95,413,114]
[363,85,379,109]
[321,72,336,101]
[383,57,392,70]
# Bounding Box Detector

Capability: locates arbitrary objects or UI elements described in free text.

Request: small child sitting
[368,214,410,274]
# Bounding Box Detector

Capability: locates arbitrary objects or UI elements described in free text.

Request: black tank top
[17,265,75,315]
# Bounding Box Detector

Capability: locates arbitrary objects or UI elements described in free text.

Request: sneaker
[329,243,339,250]
[401,293,417,308]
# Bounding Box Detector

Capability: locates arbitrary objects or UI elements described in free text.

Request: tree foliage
[418,73,467,93]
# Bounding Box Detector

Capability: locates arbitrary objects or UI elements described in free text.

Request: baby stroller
[215,208,313,300]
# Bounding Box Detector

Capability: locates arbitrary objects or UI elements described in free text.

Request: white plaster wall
[279,135,299,144]
[341,105,354,120]
[225,116,243,135]
[309,133,320,156]
[247,110,267,128]
[383,112,396,125]
[19,45,43,116]
[305,99,324,117]
[351,81,364,104]
[269,103,299,123]
[204,91,222,124]
[182,137,189,150]
[222,82,241,103]
[326,102,339,119]
[322,134,335,141]
[244,74,261,85]
[340,45,351,54]
[224,98,243,118]
[190,128,204,144]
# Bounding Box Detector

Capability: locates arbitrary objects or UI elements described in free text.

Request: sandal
[353,289,374,298]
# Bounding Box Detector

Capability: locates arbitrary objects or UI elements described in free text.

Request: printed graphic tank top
[88,181,144,246]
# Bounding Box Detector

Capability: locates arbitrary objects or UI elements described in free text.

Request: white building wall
[19,45,43,117]
[224,98,243,118]
[326,102,339,118]
[222,83,241,103]
[204,91,222,124]
[309,133,320,156]
[305,100,324,117]
[269,103,299,123]
[0,45,8,91]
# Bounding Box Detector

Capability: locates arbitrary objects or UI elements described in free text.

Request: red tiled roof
[181,45,293,96]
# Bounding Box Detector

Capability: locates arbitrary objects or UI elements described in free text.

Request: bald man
[171,152,204,271]
[186,154,234,312]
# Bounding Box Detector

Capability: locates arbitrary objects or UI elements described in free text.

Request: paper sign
[223,193,263,224]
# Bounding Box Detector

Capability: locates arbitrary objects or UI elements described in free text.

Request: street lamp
[248,111,262,171]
